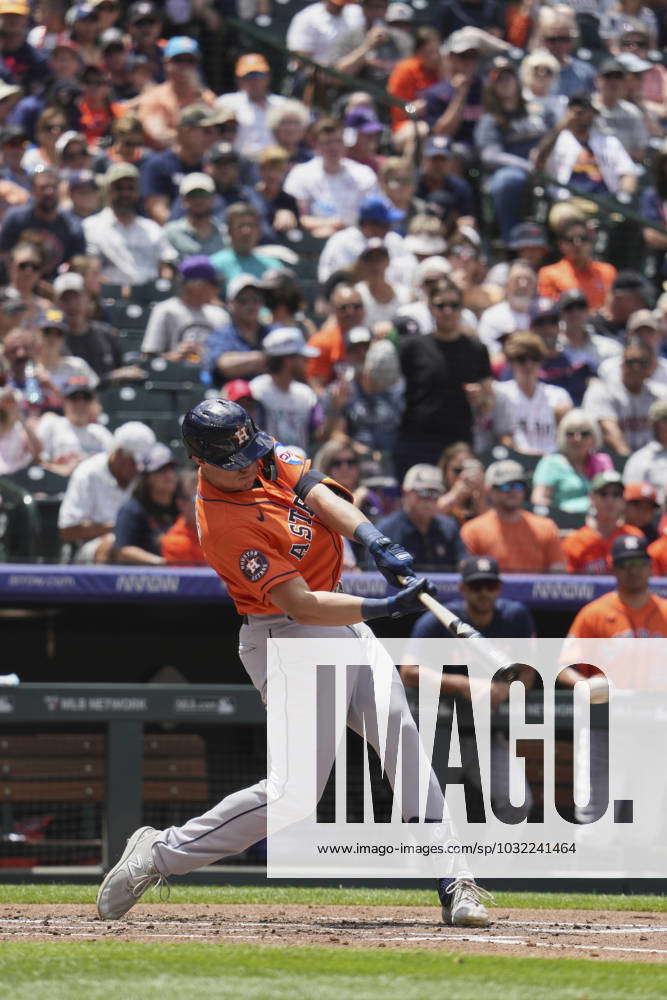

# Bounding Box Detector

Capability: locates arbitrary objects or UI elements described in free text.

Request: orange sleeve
[305,329,335,380]
[161,520,206,565]
[542,519,565,568]
[460,520,483,555]
[648,538,667,575]
[506,5,531,47]
[537,265,561,301]
[562,531,585,572]
[387,59,416,129]
[567,603,601,639]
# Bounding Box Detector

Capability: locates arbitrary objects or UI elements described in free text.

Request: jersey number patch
[239,549,269,582]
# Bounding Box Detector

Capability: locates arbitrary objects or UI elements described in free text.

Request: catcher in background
[97,399,492,928]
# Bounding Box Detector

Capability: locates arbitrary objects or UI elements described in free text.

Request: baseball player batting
[97,399,491,927]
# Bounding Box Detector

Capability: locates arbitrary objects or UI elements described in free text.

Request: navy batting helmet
[181,398,273,470]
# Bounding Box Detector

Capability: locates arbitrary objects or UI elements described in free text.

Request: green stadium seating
[0,474,49,562]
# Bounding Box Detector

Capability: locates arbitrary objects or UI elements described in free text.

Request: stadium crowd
[1,0,667,598]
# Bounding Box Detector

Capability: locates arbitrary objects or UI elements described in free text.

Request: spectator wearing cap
[478,261,536,354]
[374,463,467,571]
[37,307,99,392]
[58,419,156,563]
[137,36,214,150]
[419,30,485,156]
[624,482,661,544]
[203,273,270,385]
[53,270,126,381]
[164,172,225,259]
[562,470,644,572]
[0,0,51,91]
[140,255,228,362]
[306,282,368,392]
[252,146,299,240]
[99,28,134,103]
[598,310,667,392]
[36,374,112,475]
[530,298,594,407]
[209,202,282,285]
[387,27,441,139]
[283,117,379,240]
[341,107,384,174]
[416,135,475,220]
[66,3,102,68]
[318,194,416,289]
[126,1,164,84]
[0,79,20,127]
[286,0,364,68]
[140,103,215,225]
[55,131,91,175]
[160,468,206,565]
[0,166,86,276]
[618,51,663,143]
[215,54,287,160]
[623,399,667,495]
[558,289,623,373]
[395,276,492,477]
[222,377,264,426]
[5,241,49,324]
[582,338,664,456]
[322,332,404,453]
[534,93,640,210]
[495,332,573,455]
[533,8,595,99]
[113,442,180,566]
[354,237,411,328]
[83,162,177,285]
[474,59,551,242]
[91,114,147,176]
[531,408,613,514]
[65,169,101,220]
[248,327,322,451]
[461,459,565,572]
[592,58,647,161]
[588,269,651,342]
[331,0,412,88]
[537,218,617,313]
[485,222,550,289]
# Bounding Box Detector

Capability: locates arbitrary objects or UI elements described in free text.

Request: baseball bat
[399,576,521,681]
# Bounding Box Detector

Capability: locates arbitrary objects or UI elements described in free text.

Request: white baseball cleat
[97,826,168,920]
[439,878,493,927]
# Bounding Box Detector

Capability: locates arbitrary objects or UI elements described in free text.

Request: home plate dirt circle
[1,904,666,961]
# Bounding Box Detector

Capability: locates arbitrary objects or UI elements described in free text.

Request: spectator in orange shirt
[137,36,215,149]
[562,470,643,573]
[306,282,366,393]
[161,470,206,565]
[460,459,565,572]
[625,482,661,545]
[538,218,616,311]
[387,26,441,139]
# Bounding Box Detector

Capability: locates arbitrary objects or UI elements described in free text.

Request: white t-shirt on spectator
[582,377,664,452]
[355,281,411,328]
[495,379,573,454]
[478,300,531,350]
[141,297,230,355]
[597,355,667,393]
[83,208,178,286]
[318,225,418,289]
[215,91,288,159]
[0,423,32,475]
[623,440,667,495]
[58,451,134,530]
[46,355,100,392]
[283,157,379,226]
[37,413,113,464]
[286,1,364,64]
[249,374,319,452]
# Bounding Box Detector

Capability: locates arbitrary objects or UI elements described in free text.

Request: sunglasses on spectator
[119,139,143,148]
[16,260,39,271]
[466,579,501,592]
[597,488,623,499]
[431,298,462,310]
[111,181,137,191]
[330,457,358,468]
[545,35,572,43]
[68,391,93,402]
[511,354,541,364]
[624,357,650,368]
[415,488,442,500]
[495,481,525,492]
[135,16,158,26]
[172,54,198,64]
[562,234,592,245]
[620,38,648,49]
[565,428,592,437]
[562,301,586,312]
[42,328,64,337]
[616,557,649,570]
[336,302,363,312]
[63,149,88,160]
[533,66,555,76]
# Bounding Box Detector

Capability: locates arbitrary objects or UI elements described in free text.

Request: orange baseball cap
[624,483,659,504]
[235,53,269,77]
[0,0,29,12]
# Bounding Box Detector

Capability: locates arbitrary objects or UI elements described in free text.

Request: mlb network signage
[266,638,666,878]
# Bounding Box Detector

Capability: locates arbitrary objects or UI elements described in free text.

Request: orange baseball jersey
[562,524,644,574]
[161,516,207,565]
[648,534,667,575]
[568,590,667,641]
[195,443,351,615]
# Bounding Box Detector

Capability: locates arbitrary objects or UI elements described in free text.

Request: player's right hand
[368,535,416,588]
[388,577,437,619]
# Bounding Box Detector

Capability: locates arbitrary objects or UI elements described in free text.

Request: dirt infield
[1,904,666,961]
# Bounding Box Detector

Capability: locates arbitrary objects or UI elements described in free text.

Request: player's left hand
[368,534,416,588]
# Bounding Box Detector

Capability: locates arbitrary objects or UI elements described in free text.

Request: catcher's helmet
[181,399,273,471]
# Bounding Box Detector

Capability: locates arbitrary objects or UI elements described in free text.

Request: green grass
[0,883,665,911]
[0,942,666,1000]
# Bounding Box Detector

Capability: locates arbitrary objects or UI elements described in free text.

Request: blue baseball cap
[423,135,453,158]
[164,36,200,60]
[358,195,404,226]
[611,533,649,565]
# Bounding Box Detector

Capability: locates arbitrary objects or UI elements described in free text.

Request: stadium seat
[143,358,202,389]
[131,278,174,304]
[0,476,42,561]
[5,467,68,563]
[105,302,149,331]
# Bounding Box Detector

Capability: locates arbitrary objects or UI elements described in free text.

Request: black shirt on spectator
[374,508,467,571]
[422,76,483,147]
[0,204,85,276]
[65,322,122,379]
[439,0,504,37]
[1,41,50,91]
[140,150,203,207]
[114,495,178,555]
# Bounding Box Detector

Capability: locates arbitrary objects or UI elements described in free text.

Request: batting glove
[362,576,437,621]
[354,522,415,588]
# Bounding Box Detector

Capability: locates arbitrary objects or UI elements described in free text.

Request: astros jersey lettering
[195,443,351,614]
